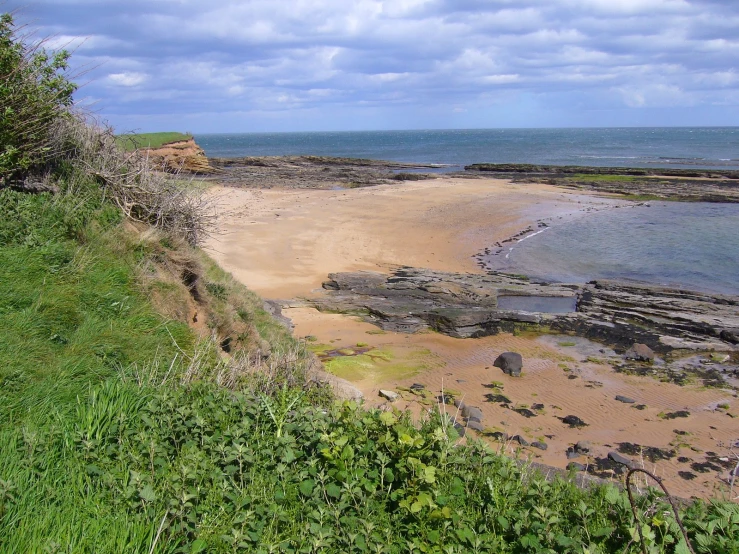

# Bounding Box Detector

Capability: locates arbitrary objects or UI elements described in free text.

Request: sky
[8,0,739,133]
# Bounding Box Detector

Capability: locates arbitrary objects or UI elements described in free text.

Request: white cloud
[8,0,739,129]
[107,72,148,87]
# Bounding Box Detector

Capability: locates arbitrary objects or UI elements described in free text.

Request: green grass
[116,132,193,151]
[1,188,738,553]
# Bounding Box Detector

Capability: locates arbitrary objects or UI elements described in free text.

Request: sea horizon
[196,127,739,171]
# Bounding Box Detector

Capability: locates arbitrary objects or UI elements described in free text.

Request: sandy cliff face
[145,138,213,174]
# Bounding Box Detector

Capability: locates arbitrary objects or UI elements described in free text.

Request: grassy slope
[0,187,737,553]
[116,132,194,152]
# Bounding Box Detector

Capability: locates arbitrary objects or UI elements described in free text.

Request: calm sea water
[484,202,739,296]
[197,127,739,295]
[197,127,739,170]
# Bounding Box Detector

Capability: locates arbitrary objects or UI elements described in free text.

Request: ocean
[197,127,739,295]
[197,127,739,170]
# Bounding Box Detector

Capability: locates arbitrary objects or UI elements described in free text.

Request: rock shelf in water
[312,267,739,376]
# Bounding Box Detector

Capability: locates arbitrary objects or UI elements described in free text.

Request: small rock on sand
[379,390,399,402]
[608,451,634,468]
[624,343,655,362]
[531,441,548,451]
[494,352,523,377]
[615,395,636,404]
[563,415,588,428]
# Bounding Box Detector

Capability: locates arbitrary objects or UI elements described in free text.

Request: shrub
[0,13,76,184]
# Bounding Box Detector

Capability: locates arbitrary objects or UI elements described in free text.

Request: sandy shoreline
[205,176,738,500]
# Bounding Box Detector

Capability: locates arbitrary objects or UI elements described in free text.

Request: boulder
[511,435,529,446]
[467,420,484,432]
[562,415,588,428]
[608,451,634,468]
[575,440,592,454]
[462,405,483,420]
[624,343,655,362]
[567,462,586,472]
[379,389,399,402]
[531,441,548,451]
[494,352,523,377]
[615,395,636,404]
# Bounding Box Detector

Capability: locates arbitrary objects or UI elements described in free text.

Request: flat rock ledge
[312,267,739,355]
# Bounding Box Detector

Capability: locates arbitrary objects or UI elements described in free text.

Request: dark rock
[494,352,523,377]
[462,406,483,420]
[678,471,696,480]
[514,407,537,418]
[661,410,690,420]
[634,404,648,410]
[575,441,592,454]
[410,383,425,390]
[677,456,691,463]
[531,441,548,451]
[562,415,588,428]
[566,450,581,460]
[453,422,466,438]
[511,435,529,446]
[608,451,634,468]
[624,343,655,362]
[567,462,586,472]
[484,393,511,404]
[486,431,508,441]
[468,416,482,424]
[467,420,484,432]
[615,395,636,404]
[531,403,545,411]
[453,399,466,411]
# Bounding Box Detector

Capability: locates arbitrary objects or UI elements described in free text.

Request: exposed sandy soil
[205,177,739,500]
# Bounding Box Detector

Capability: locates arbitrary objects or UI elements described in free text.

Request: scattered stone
[677,456,691,463]
[486,431,508,441]
[531,403,545,411]
[617,442,675,462]
[562,415,588,428]
[494,352,523,377]
[379,390,399,402]
[484,393,511,404]
[511,435,530,446]
[624,343,655,362]
[531,441,548,451]
[678,471,696,480]
[567,375,578,380]
[456,379,467,383]
[575,441,592,454]
[468,416,482,424]
[567,462,586,471]
[513,407,537,418]
[467,420,484,432]
[633,404,648,410]
[615,395,636,404]
[453,399,467,411]
[410,383,425,391]
[608,451,634,468]
[566,450,581,460]
[660,410,690,420]
[453,422,466,438]
[462,405,484,420]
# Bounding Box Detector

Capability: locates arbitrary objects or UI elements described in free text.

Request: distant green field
[115,131,192,151]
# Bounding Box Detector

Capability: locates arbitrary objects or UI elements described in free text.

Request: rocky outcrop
[146,138,213,174]
[209,156,442,189]
[311,267,739,355]
[464,163,739,203]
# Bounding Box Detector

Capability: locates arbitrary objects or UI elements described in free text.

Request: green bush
[0,13,76,183]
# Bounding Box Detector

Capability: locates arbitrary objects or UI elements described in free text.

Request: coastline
[205,167,738,500]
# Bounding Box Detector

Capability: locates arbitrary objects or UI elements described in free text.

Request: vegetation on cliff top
[116,131,195,152]
[0,12,737,553]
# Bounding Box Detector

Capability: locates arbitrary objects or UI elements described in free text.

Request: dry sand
[205,177,738,500]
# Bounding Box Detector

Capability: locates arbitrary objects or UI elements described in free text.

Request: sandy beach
[206,176,738,500]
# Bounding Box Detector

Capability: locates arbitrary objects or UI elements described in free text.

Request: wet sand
[205,177,738,500]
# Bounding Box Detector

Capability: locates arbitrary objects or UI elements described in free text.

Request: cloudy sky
[9,0,739,132]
